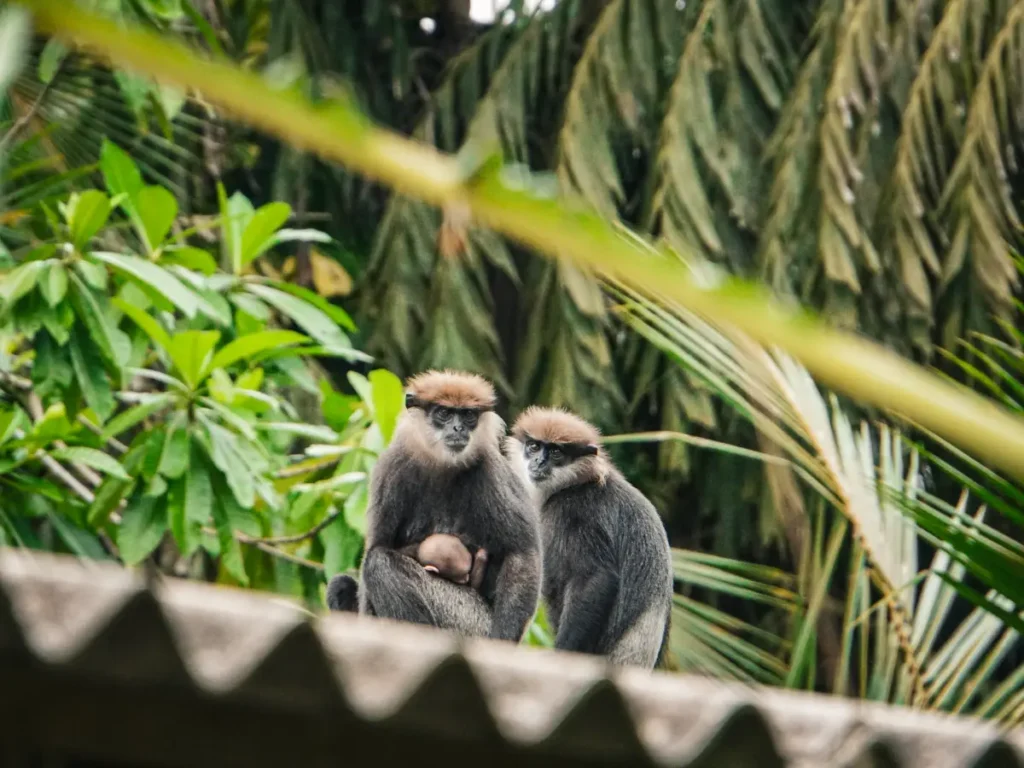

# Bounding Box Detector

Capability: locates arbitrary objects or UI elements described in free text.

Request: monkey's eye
[550,447,564,461]
[462,411,479,429]
[435,407,452,421]
[526,440,539,454]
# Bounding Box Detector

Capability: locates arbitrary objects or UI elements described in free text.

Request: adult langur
[508,407,672,668]
[327,370,541,642]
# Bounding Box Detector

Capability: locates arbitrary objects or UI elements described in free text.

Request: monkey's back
[541,471,672,662]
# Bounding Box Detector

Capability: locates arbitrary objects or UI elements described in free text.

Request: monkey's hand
[470,549,488,591]
[423,565,440,574]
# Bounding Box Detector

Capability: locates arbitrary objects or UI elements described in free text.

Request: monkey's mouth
[445,439,469,453]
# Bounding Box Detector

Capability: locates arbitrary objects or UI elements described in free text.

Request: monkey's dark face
[427,404,481,453]
[523,438,596,482]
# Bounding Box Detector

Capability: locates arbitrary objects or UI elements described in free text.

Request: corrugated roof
[0,549,1021,768]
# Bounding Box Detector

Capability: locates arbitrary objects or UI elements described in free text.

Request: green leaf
[321,513,363,575]
[118,494,168,566]
[136,186,178,250]
[212,477,248,585]
[267,280,357,331]
[69,273,129,368]
[369,369,404,444]
[101,394,174,440]
[157,420,190,479]
[111,297,173,353]
[162,246,217,275]
[246,283,349,349]
[201,422,255,509]
[166,330,221,388]
[69,190,113,250]
[0,6,29,92]
[207,329,308,374]
[100,140,143,204]
[240,202,291,266]
[32,402,73,444]
[69,324,116,420]
[272,228,332,246]
[51,446,131,480]
[37,38,66,83]
[91,251,207,319]
[0,261,46,308]
[221,188,255,273]
[167,440,208,556]
[74,259,109,291]
[87,476,135,528]
[40,263,68,307]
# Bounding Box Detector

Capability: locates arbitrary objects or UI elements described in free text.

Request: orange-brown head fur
[394,370,505,468]
[406,370,496,410]
[508,407,610,501]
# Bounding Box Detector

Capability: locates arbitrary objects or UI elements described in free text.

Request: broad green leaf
[212,477,249,585]
[202,422,255,508]
[257,422,339,442]
[101,394,174,440]
[49,511,110,561]
[37,38,66,83]
[74,259,108,291]
[118,494,168,566]
[157,420,190,479]
[51,446,131,480]
[136,186,178,250]
[112,297,173,352]
[114,70,151,115]
[166,330,221,388]
[221,188,255,273]
[162,246,217,275]
[347,371,373,414]
[100,140,143,203]
[0,6,29,92]
[207,329,308,374]
[0,261,46,307]
[184,442,214,525]
[91,251,206,319]
[247,283,349,349]
[31,402,73,444]
[87,476,135,527]
[321,513,363,576]
[369,369,404,444]
[267,280,357,331]
[69,324,116,420]
[40,263,68,307]
[240,202,291,267]
[69,190,113,250]
[69,273,129,367]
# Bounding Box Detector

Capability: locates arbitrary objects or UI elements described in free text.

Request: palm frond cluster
[354,0,1024,524]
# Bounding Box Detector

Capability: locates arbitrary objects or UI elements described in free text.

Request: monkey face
[523,438,597,482]
[427,405,481,453]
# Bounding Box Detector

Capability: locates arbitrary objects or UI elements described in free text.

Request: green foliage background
[1,0,1022,725]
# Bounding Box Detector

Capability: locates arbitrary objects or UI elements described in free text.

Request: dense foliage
[1,0,1022,726]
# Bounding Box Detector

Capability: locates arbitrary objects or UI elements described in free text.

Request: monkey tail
[326,574,361,612]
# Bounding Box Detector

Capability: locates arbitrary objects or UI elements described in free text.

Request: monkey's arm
[488,549,542,642]
[554,569,619,653]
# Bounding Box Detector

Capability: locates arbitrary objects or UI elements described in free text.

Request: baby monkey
[402,533,489,591]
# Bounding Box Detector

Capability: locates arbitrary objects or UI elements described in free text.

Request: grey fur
[509,431,673,668]
[338,405,541,642]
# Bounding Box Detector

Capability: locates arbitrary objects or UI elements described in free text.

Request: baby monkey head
[401,370,502,464]
[511,407,607,498]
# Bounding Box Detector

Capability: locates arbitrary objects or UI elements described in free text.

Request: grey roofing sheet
[0,549,1021,768]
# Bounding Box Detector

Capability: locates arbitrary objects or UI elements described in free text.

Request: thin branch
[255,507,344,545]
[201,525,325,570]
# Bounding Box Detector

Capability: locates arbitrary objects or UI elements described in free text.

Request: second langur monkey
[326,370,541,641]
[508,407,673,669]
[402,533,489,590]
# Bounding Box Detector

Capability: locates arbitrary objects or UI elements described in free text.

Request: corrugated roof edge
[0,548,1021,768]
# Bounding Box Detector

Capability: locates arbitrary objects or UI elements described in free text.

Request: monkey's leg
[607,604,669,668]
[555,571,619,654]
[326,574,360,612]
[362,548,492,635]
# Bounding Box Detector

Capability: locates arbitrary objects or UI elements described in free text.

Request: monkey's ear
[581,444,599,456]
